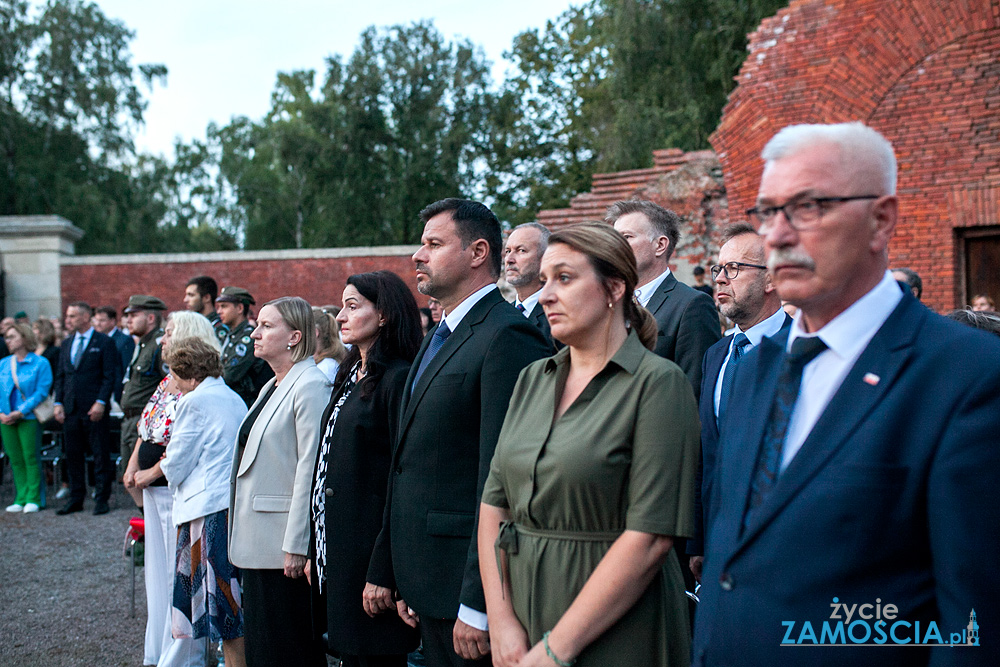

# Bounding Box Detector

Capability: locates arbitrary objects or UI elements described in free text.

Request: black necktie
[717,333,751,426]
[411,321,452,391]
[743,336,828,531]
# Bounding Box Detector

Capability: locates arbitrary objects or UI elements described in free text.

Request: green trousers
[2,419,41,505]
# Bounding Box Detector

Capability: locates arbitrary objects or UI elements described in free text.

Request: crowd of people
[2,121,999,667]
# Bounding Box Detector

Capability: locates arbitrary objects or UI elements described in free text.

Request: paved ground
[0,473,149,666]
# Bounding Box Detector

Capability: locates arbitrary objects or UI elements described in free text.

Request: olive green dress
[481,331,699,666]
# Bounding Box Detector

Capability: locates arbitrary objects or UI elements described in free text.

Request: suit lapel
[237,360,310,476]
[644,272,677,317]
[735,298,921,549]
[396,290,502,447]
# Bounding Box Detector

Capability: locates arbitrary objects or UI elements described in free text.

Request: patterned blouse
[137,376,181,445]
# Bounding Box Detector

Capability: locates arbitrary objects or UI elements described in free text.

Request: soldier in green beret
[217,287,274,406]
[120,295,169,477]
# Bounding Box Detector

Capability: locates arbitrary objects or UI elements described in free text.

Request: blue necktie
[516,303,526,314]
[742,336,828,532]
[411,321,452,391]
[71,334,85,367]
[717,333,751,427]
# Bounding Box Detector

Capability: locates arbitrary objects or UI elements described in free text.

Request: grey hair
[761,122,897,195]
[510,222,551,254]
[166,311,222,353]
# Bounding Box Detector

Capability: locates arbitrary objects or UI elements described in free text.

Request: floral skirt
[172,509,243,641]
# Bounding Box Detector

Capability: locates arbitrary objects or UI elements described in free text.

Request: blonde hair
[7,323,37,351]
[313,308,347,363]
[264,297,315,363]
[548,222,659,350]
[166,311,222,353]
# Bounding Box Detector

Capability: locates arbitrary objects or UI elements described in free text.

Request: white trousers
[142,486,206,667]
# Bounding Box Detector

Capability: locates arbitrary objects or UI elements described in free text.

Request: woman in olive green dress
[479,222,699,667]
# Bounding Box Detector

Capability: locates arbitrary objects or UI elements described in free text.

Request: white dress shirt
[440,282,498,630]
[514,288,542,319]
[634,268,672,308]
[780,271,903,470]
[713,307,788,417]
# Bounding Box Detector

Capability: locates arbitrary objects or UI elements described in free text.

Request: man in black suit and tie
[608,199,721,397]
[53,301,117,515]
[504,221,558,348]
[368,199,550,666]
[687,223,789,580]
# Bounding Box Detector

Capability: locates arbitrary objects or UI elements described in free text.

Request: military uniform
[217,287,274,407]
[206,310,230,346]
[119,296,169,475]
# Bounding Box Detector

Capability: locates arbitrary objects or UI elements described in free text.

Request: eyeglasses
[711,261,768,281]
[746,195,880,233]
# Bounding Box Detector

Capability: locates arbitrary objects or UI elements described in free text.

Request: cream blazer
[228,358,330,569]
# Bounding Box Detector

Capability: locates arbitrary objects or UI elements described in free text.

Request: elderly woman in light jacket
[228,296,329,667]
[160,337,249,667]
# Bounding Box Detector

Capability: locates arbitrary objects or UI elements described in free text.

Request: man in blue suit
[693,122,1000,666]
[688,223,789,579]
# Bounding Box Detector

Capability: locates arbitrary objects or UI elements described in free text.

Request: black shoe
[93,501,110,515]
[56,502,84,515]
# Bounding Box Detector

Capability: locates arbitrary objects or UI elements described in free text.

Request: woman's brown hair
[165,337,223,382]
[548,221,658,350]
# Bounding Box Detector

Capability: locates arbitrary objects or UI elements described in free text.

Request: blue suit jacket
[688,313,792,556]
[693,294,1000,666]
[110,329,135,403]
[54,331,117,416]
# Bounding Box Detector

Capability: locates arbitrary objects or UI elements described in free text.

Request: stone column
[0,216,84,319]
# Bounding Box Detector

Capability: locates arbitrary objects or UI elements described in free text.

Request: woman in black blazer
[307,270,423,667]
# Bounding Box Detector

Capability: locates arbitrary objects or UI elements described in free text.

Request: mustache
[768,249,816,272]
[415,262,429,273]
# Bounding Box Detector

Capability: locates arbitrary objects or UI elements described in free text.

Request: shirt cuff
[95,400,106,406]
[457,604,489,631]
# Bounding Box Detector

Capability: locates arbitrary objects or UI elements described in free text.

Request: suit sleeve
[282,376,330,557]
[97,337,116,404]
[366,362,409,590]
[54,342,67,405]
[927,367,1000,667]
[458,321,551,613]
[675,291,721,398]
[688,349,715,556]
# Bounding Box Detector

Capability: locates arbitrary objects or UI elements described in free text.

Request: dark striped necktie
[411,321,452,391]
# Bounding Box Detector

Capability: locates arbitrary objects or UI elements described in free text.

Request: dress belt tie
[494,521,622,594]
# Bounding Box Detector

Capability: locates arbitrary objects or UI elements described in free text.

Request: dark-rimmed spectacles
[711,261,768,281]
[746,195,880,232]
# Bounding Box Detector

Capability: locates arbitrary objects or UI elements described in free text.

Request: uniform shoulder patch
[241,335,252,344]
[235,343,247,357]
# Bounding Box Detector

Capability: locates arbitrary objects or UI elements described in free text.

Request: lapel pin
[863,372,880,386]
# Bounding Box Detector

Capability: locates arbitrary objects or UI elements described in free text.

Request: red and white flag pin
[863,373,880,386]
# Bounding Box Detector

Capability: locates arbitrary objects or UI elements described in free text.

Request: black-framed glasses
[711,261,767,281]
[746,195,880,232]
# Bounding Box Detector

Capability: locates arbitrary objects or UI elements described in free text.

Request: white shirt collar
[443,284,499,332]
[514,288,542,318]
[734,306,788,348]
[634,268,672,308]
[787,271,903,358]
[75,327,95,342]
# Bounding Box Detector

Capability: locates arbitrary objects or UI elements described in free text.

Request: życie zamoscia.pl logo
[781,598,980,647]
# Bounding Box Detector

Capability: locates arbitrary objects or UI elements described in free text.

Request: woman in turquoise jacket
[1,323,53,513]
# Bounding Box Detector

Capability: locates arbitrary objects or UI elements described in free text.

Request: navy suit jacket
[689,312,792,556]
[54,331,117,416]
[646,272,721,398]
[369,289,551,618]
[110,329,135,403]
[693,294,1000,666]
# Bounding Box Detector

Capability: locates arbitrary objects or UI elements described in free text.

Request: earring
[608,302,613,309]
[286,343,292,350]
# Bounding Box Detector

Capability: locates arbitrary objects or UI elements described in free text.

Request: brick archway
[711,0,1000,311]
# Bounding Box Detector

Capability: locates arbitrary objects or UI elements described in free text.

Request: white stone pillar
[0,216,84,319]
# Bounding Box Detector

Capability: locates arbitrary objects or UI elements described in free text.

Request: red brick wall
[710,0,1000,312]
[60,252,422,315]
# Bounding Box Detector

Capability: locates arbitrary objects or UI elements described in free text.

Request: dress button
[325,488,334,497]
[719,573,734,591]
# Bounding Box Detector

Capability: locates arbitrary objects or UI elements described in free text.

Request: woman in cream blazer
[227,297,330,667]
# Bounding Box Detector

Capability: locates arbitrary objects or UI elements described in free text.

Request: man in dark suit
[607,199,721,396]
[504,221,558,348]
[53,301,118,515]
[687,223,789,579]
[368,199,550,666]
[92,305,134,405]
[693,122,1000,666]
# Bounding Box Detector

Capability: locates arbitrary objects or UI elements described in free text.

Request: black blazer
[316,358,418,656]
[368,288,551,618]
[527,302,561,351]
[110,329,136,403]
[54,331,116,415]
[646,272,721,398]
